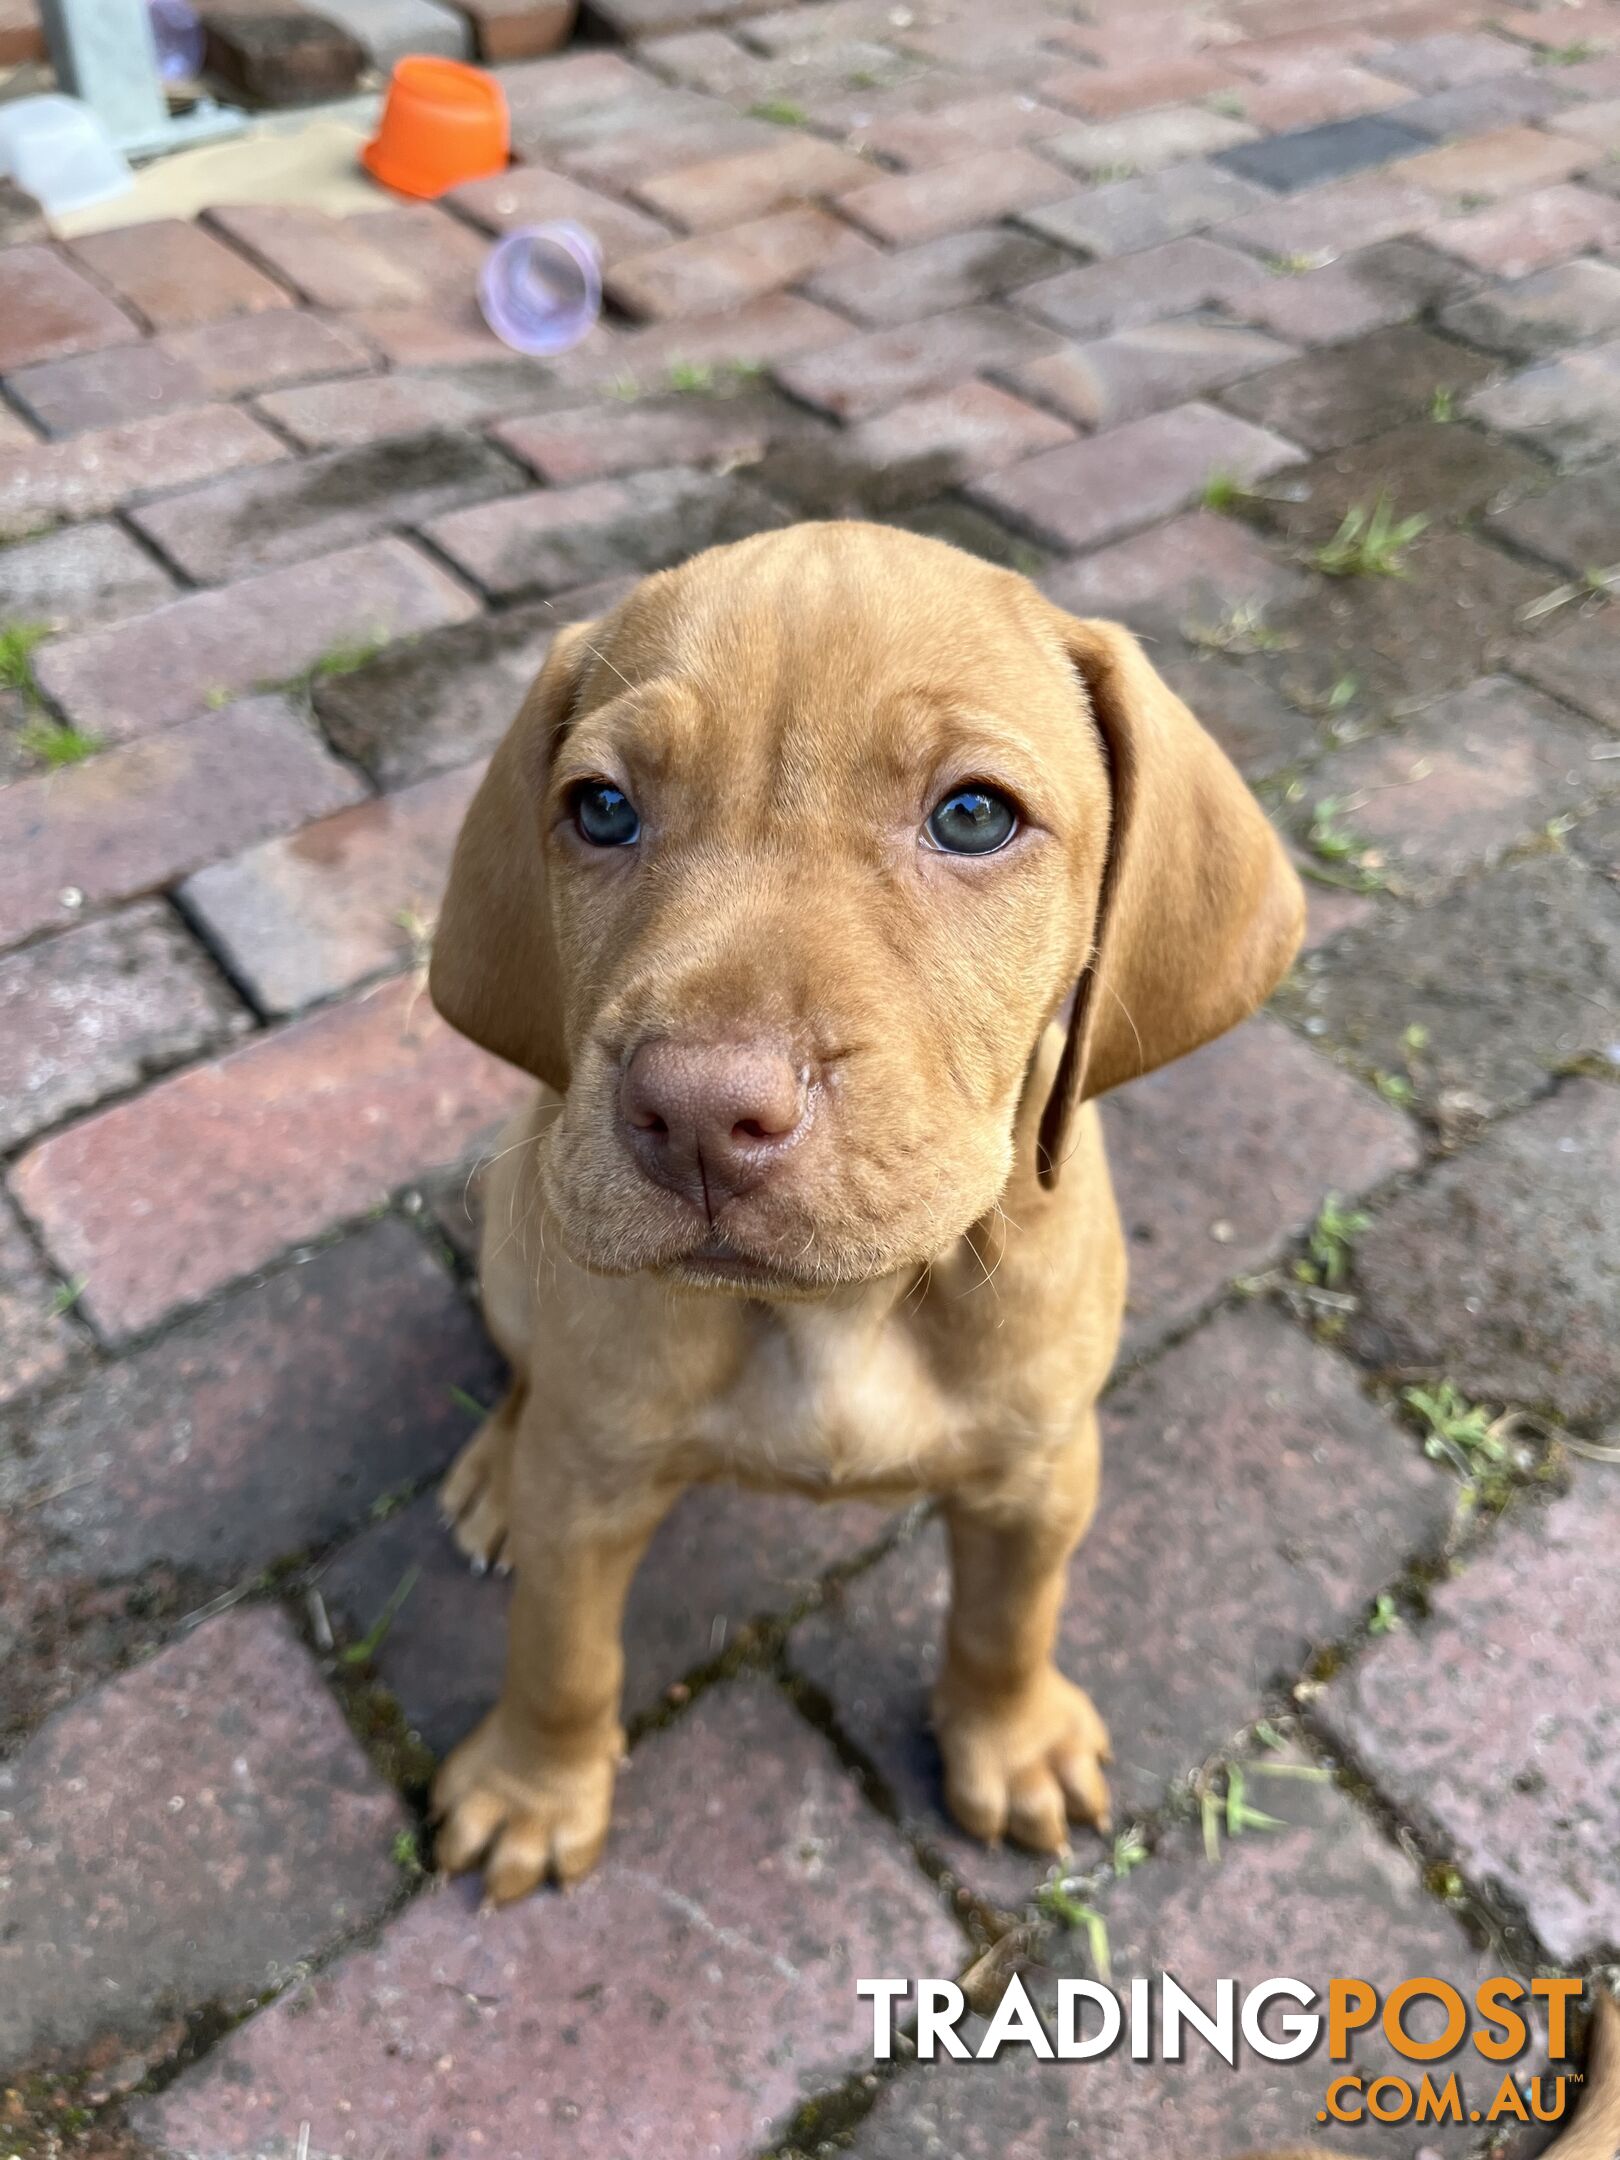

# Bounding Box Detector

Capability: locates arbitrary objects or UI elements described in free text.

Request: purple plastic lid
[148,0,206,80]
[478,222,603,359]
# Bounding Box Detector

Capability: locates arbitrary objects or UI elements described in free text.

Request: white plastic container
[0,94,134,216]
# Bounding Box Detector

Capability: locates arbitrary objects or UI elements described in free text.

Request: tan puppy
[427,521,1305,1904]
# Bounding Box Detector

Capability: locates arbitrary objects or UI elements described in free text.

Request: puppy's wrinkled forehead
[564,524,1084,797]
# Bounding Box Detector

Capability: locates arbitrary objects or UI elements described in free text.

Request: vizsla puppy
[428,521,1305,1904]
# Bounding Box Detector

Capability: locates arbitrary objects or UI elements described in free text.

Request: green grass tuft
[1313,492,1429,578]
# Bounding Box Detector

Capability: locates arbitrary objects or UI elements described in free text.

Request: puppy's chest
[688,1308,971,1496]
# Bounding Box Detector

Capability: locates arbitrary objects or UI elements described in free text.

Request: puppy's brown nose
[620,1039,807,1213]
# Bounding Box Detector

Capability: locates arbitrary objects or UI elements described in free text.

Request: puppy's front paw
[439,1409,513,1572]
[934,1668,1112,1855]
[433,1711,619,1902]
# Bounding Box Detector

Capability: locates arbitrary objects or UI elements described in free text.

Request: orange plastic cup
[362,57,510,200]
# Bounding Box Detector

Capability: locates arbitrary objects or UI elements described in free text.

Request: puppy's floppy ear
[429,620,600,1088]
[1037,614,1305,1188]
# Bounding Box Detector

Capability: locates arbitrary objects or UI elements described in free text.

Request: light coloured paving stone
[1009,320,1296,428]
[1043,101,1258,176]
[1465,336,1620,465]
[0,519,175,630]
[1020,158,1273,257]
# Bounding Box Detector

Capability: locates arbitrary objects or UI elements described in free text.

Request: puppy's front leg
[934,1423,1111,1855]
[434,1424,675,1903]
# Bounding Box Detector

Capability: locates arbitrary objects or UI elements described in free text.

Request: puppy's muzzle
[619,1038,810,1215]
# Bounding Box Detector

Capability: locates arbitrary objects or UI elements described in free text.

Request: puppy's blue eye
[573,780,640,847]
[926,786,1018,856]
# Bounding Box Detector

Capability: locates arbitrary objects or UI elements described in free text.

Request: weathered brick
[1226,323,1493,451]
[1262,419,1549,545]
[970,401,1304,553]
[11,975,528,1338]
[772,306,1055,420]
[1376,28,1534,92]
[180,763,483,1015]
[312,597,580,787]
[1277,853,1620,1132]
[1015,234,1265,337]
[5,340,208,436]
[1323,1469,1619,1963]
[849,90,1070,169]
[848,1777,1501,2159]
[0,520,175,631]
[633,132,874,230]
[1553,91,1620,150]
[0,903,245,1152]
[67,218,290,331]
[838,146,1070,245]
[204,201,483,311]
[0,244,139,372]
[1102,1015,1419,1353]
[1,1222,501,1579]
[1217,172,1436,259]
[139,1680,960,2158]
[1492,460,1620,573]
[806,225,1069,328]
[253,363,559,451]
[129,432,522,584]
[1153,645,1322,781]
[790,1306,1451,1901]
[156,307,374,397]
[1021,159,1273,258]
[1442,257,1620,359]
[1425,181,1620,276]
[1231,235,1473,345]
[0,1606,404,2074]
[0,696,363,952]
[1393,121,1589,201]
[324,1484,889,1752]
[201,4,366,105]
[0,403,284,542]
[1041,507,1308,628]
[1236,60,1418,133]
[1465,335,1620,465]
[449,161,671,262]
[1216,111,1427,193]
[764,382,1074,513]
[1395,71,1575,144]
[606,204,864,319]
[1297,675,1611,897]
[425,466,788,597]
[35,537,479,740]
[459,0,573,59]
[1513,601,1620,727]
[585,292,848,390]
[1047,52,1246,120]
[0,1194,77,1412]
[1010,320,1295,428]
[1044,102,1258,177]
[495,387,788,484]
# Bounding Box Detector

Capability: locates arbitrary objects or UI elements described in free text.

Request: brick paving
[1,2,1619,2153]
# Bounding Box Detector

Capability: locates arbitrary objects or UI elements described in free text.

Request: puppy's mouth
[660,1232,822,1297]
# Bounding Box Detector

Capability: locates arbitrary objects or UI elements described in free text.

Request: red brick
[1230,236,1472,344]
[1023,159,1273,258]
[1016,233,1266,337]
[34,537,480,740]
[11,974,528,1339]
[251,367,547,450]
[323,1484,889,1752]
[837,148,1071,247]
[1393,121,1590,201]
[202,3,365,104]
[0,1607,404,2072]
[790,1305,1451,1903]
[772,305,1055,420]
[338,300,517,368]
[179,763,484,1015]
[1425,181,1620,276]
[1102,1015,1419,1352]
[555,109,779,197]
[588,292,848,390]
[139,1681,961,2159]
[836,380,1074,485]
[0,696,363,952]
[850,92,1072,172]
[10,1221,502,1580]
[157,307,375,396]
[1041,506,1308,624]
[204,202,484,310]
[1239,59,1414,130]
[0,402,283,541]
[0,244,139,371]
[1044,102,1260,177]
[0,902,245,1151]
[633,132,875,230]
[494,389,783,483]
[1047,52,1247,120]
[804,224,1069,328]
[1217,171,1436,257]
[66,218,291,331]
[425,466,787,597]
[0,1194,77,1412]
[0,520,176,632]
[460,0,572,59]
[128,432,521,584]
[4,341,208,437]
[971,400,1305,553]
[606,204,863,320]
[1322,1460,1620,1962]
[449,161,671,263]
[1011,320,1295,428]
